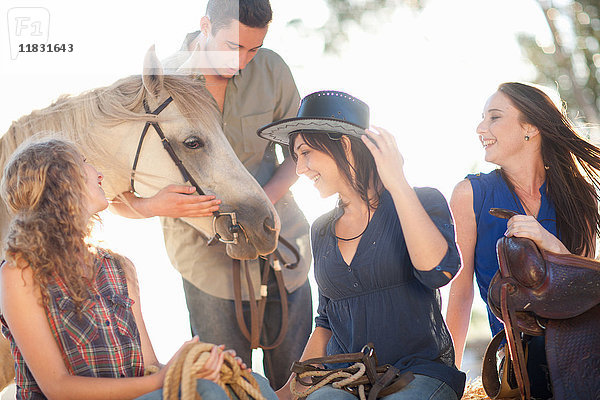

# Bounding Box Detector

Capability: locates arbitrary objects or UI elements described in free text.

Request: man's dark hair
[206,0,272,34]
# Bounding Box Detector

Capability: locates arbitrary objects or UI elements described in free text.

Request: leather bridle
[131,95,300,351]
[130,96,242,245]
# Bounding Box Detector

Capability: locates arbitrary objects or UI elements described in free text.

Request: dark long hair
[499,82,600,256]
[289,131,382,209]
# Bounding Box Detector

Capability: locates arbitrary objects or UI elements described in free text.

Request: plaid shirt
[1,250,144,399]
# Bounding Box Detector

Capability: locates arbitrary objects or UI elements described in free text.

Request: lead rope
[162,342,265,400]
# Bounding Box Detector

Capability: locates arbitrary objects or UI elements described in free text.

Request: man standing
[112,0,312,389]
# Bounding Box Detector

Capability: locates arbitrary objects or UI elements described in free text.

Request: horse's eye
[183,136,204,149]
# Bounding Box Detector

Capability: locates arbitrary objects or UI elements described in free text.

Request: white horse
[0,47,280,390]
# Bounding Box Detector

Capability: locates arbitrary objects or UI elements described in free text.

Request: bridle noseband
[130,96,242,245]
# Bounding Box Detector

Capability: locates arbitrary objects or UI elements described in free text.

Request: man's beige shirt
[161,42,310,300]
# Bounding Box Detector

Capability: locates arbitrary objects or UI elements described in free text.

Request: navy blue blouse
[467,170,557,336]
[311,189,466,397]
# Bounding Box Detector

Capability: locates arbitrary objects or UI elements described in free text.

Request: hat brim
[257,117,366,146]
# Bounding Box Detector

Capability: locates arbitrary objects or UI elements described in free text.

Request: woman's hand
[156,338,227,386]
[152,336,201,387]
[506,215,569,254]
[224,348,250,371]
[195,345,226,383]
[361,126,406,193]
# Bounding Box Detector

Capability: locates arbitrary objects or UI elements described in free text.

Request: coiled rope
[290,362,367,400]
[162,342,265,400]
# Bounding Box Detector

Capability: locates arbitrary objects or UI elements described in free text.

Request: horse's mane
[0,74,220,186]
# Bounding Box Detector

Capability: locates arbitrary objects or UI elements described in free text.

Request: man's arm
[110,185,221,219]
[262,157,298,205]
[262,52,301,205]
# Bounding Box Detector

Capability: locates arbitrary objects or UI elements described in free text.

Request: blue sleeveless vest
[468,170,557,335]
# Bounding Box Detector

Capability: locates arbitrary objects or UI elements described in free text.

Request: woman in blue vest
[446,82,600,398]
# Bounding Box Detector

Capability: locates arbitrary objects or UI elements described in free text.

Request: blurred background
[1,0,599,396]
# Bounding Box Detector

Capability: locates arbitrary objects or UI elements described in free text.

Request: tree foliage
[518,0,600,127]
[306,0,599,130]
[288,0,424,53]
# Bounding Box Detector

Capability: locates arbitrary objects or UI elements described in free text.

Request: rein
[232,236,300,350]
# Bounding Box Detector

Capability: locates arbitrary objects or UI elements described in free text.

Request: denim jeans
[182,274,312,390]
[305,374,458,400]
[135,372,277,400]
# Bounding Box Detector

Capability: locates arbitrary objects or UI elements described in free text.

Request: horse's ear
[142,45,164,98]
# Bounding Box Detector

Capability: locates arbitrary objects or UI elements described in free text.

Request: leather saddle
[483,209,600,399]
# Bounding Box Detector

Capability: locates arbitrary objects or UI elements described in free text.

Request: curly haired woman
[0,138,276,400]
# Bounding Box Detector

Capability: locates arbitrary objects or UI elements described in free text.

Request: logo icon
[7,7,50,60]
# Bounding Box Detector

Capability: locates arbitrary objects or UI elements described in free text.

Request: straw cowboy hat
[257,90,370,146]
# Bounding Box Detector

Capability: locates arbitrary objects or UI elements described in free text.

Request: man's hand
[262,157,298,205]
[143,185,221,218]
[111,185,221,219]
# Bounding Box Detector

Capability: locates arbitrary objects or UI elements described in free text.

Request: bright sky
[0,0,554,384]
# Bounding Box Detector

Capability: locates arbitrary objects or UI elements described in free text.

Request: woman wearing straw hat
[257,91,465,400]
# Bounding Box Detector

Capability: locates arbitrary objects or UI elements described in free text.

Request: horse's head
[108,46,280,259]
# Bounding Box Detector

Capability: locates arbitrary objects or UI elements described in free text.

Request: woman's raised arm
[361,127,448,272]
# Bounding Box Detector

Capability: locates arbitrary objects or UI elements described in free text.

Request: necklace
[500,170,541,218]
[335,206,372,242]
[511,182,541,218]
[518,195,537,217]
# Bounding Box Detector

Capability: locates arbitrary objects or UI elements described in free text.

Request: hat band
[289,129,343,140]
